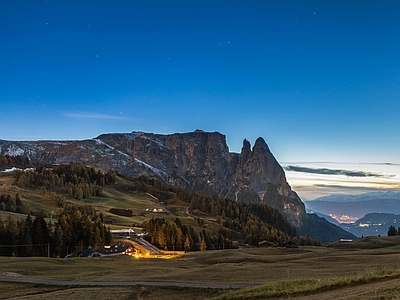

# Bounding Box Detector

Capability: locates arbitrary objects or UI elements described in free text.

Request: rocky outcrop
[228,137,305,225]
[0,130,305,225]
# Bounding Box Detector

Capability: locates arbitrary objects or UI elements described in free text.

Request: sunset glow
[284,162,400,200]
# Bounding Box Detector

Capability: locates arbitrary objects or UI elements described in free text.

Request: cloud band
[284,165,394,178]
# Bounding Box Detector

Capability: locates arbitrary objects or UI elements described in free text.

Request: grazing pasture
[2,236,400,299]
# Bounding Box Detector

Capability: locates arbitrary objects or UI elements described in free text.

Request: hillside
[298,213,356,243]
[0,130,305,226]
[0,161,300,256]
[0,159,358,255]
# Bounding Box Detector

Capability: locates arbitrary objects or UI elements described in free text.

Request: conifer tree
[184,235,191,252]
[388,225,397,236]
[199,238,207,251]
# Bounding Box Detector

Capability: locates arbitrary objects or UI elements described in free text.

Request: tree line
[0,193,29,214]
[0,205,113,257]
[0,154,31,170]
[0,157,117,257]
[142,217,210,251]
[14,162,116,200]
[387,225,400,236]
[131,176,296,247]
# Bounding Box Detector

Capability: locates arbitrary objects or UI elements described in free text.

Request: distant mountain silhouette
[341,213,400,237]
[305,192,400,220]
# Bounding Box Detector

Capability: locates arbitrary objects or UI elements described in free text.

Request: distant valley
[305,191,400,237]
[342,213,400,237]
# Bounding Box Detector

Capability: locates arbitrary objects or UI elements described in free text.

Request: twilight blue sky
[1,1,399,199]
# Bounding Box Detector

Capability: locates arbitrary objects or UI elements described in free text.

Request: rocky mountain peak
[228,137,305,225]
[253,137,270,153]
[239,139,252,164]
[0,130,305,225]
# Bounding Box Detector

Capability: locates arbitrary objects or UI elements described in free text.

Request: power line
[0,244,48,247]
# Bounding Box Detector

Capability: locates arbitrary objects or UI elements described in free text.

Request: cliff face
[0,130,305,225]
[230,138,292,200]
[228,137,305,225]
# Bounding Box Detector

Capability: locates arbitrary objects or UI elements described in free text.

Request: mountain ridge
[0,130,358,243]
[305,197,400,222]
[341,213,400,237]
[0,130,305,225]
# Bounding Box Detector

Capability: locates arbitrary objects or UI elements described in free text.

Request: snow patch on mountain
[138,135,165,148]
[5,144,25,156]
[93,139,131,159]
[134,158,167,179]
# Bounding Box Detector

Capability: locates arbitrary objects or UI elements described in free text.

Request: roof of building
[80,244,134,257]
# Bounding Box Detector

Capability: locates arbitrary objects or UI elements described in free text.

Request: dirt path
[0,275,250,289]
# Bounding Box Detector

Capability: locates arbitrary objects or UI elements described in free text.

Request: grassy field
[2,236,400,299]
[2,173,400,298]
[0,282,223,300]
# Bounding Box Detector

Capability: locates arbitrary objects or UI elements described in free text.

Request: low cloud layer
[284,165,393,178]
[284,162,400,199]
